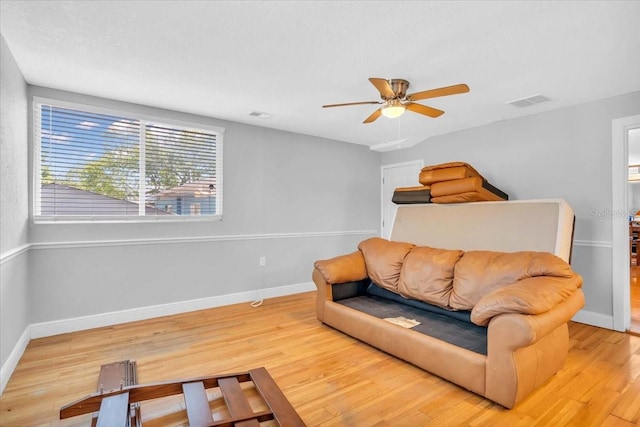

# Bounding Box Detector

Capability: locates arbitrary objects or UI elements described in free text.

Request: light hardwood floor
[1,292,639,426]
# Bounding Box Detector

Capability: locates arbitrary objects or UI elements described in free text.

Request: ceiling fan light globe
[381,105,406,119]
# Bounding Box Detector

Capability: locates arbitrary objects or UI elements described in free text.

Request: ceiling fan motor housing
[387,79,410,100]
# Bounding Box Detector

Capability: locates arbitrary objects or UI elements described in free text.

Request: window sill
[33,215,223,225]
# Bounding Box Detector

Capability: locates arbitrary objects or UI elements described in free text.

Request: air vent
[507,94,552,108]
[249,111,273,119]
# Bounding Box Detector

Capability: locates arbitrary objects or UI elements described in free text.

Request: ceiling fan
[322,78,470,124]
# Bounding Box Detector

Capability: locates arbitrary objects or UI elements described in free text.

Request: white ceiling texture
[1,1,639,151]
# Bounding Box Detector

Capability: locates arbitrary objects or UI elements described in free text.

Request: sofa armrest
[314,251,367,284]
[484,289,585,408]
[486,289,585,350]
[470,274,583,326]
[312,251,368,323]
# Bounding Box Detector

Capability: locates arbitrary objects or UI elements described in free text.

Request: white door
[381,160,423,239]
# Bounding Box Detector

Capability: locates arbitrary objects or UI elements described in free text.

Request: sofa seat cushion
[431,189,505,204]
[418,162,482,185]
[470,274,583,326]
[450,251,575,310]
[429,177,508,203]
[358,238,415,293]
[398,246,464,308]
[392,185,431,204]
[431,176,486,197]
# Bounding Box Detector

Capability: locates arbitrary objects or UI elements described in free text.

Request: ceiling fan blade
[406,84,470,101]
[363,108,382,124]
[322,101,381,108]
[405,102,445,118]
[369,78,395,99]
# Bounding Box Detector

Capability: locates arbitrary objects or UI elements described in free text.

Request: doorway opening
[612,115,640,333]
[627,128,640,334]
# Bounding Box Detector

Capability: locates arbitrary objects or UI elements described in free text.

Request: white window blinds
[34,100,223,221]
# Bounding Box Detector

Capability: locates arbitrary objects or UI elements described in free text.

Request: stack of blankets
[392,162,508,205]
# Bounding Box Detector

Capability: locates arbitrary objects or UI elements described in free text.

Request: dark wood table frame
[60,365,305,426]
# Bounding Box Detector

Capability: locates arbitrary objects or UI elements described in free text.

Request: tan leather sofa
[312,199,584,408]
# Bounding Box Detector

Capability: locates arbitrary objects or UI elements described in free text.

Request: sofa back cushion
[449,251,574,310]
[358,237,415,293]
[398,246,464,308]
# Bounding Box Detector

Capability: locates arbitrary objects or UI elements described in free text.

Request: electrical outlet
[259,256,266,267]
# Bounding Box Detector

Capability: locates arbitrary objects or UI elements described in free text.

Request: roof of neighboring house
[154,178,217,199]
[41,183,173,216]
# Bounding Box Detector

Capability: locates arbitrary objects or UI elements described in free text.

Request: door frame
[612,114,640,332]
[380,160,424,239]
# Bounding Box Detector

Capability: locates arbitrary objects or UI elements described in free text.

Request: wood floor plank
[599,414,636,427]
[611,376,640,423]
[1,291,640,426]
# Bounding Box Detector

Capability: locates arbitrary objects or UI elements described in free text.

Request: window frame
[32,96,224,224]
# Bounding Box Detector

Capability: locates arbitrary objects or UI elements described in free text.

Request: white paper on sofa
[383,316,421,328]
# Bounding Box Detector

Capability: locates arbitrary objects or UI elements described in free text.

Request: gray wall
[382,91,640,319]
[26,86,381,323]
[0,36,30,374]
[0,37,381,374]
[0,36,28,252]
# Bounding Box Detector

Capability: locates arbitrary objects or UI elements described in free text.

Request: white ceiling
[1,1,639,151]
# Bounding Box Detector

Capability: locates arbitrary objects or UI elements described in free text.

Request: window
[33,98,223,221]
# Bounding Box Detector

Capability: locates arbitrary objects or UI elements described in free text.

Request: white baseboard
[572,309,615,330]
[1,282,315,395]
[30,282,315,339]
[0,328,30,396]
